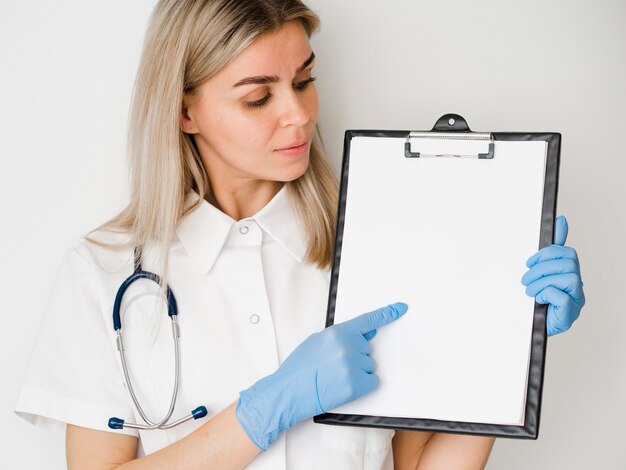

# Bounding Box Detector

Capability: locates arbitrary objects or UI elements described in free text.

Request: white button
[239,226,250,234]
[249,314,260,324]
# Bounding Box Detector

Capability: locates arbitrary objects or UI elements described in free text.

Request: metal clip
[404,132,495,159]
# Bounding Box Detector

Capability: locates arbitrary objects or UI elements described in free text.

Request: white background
[1,1,624,468]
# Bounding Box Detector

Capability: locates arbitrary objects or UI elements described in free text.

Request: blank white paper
[331,136,547,425]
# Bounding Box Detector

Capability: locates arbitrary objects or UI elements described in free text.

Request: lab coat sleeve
[14,244,138,437]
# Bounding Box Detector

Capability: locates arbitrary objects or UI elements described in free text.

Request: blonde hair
[89,0,338,281]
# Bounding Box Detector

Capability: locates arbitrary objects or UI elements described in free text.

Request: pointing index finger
[353,302,409,335]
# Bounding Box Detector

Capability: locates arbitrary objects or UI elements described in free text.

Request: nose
[277,89,311,128]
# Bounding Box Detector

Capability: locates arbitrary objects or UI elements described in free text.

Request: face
[180,20,319,190]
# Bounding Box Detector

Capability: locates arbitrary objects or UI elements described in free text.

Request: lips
[276,139,308,151]
[274,138,310,158]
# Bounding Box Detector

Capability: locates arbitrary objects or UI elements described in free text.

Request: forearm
[416,434,495,470]
[67,401,261,470]
[393,430,495,470]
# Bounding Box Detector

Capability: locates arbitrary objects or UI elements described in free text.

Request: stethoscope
[108,247,208,431]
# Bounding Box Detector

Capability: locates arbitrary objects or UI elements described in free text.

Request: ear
[180,95,198,134]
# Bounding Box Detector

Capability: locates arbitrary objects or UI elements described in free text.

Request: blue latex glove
[235,302,409,451]
[522,216,585,336]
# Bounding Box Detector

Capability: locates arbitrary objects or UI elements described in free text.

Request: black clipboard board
[313,114,560,439]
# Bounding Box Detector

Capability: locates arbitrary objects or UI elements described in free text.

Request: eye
[245,92,272,109]
[244,75,317,110]
[294,76,317,91]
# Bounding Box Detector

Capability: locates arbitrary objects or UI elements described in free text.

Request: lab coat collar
[255,185,308,265]
[176,185,308,274]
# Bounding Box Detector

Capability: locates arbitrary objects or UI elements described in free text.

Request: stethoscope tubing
[108,247,207,431]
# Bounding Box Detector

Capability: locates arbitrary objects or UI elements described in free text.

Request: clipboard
[313,114,560,439]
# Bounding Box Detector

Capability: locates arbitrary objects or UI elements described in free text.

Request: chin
[275,157,310,183]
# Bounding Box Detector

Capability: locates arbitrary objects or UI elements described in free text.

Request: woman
[15,1,585,469]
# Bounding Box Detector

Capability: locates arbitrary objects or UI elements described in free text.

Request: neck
[206,178,282,221]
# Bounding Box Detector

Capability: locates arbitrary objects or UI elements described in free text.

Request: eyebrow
[233,51,316,88]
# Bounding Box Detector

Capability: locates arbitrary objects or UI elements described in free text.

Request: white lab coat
[15,186,395,469]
